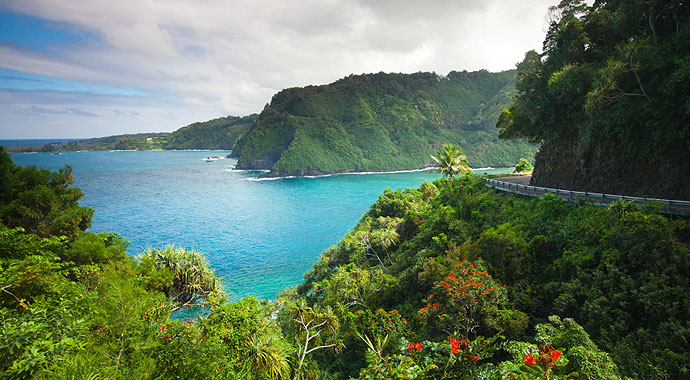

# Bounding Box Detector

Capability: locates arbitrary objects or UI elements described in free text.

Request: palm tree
[430,143,471,179]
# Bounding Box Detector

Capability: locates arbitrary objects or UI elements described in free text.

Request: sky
[0,0,557,139]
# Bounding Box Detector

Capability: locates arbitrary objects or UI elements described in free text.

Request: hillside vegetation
[7,115,256,152]
[163,115,255,150]
[232,70,537,176]
[2,146,688,379]
[497,0,690,199]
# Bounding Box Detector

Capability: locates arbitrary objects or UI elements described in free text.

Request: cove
[10,150,510,300]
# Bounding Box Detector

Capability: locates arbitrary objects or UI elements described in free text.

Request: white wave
[237,166,440,181]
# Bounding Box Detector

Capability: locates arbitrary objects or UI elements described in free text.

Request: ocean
[10,150,511,300]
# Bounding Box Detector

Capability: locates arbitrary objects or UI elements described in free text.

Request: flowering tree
[418,258,506,338]
[522,345,564,380]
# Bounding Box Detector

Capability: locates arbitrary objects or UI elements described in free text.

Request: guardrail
[483,178,690,216]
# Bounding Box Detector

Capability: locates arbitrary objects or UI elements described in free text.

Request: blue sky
[0,0,556,139]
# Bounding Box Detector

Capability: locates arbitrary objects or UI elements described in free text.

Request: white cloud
[0,0,555,138]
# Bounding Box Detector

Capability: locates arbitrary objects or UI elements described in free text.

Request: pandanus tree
[137,245,223,311]
[430,144,471,179]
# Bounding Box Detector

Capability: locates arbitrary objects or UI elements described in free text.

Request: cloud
[0,0,555,138]
[17,105,98,117]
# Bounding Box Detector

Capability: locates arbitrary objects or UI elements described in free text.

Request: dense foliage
[2,145,688,379]
[288,175,689,379]
[232,70,538,176]
[163,115,256,150]
[497,0,690,199]
[0,148,92,238]
[7,115,256,153]
[513,158,533,173]
[0,149,291,380]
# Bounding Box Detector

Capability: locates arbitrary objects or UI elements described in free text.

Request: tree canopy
[497,0,690,199]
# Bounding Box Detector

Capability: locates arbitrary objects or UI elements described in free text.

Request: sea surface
[10,150,511,300]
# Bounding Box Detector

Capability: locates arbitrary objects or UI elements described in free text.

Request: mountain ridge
[231,69,537,176]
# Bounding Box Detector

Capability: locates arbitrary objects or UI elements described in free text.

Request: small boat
[205,155,223,162]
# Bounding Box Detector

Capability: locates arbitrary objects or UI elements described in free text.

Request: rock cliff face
[531,139,690,200]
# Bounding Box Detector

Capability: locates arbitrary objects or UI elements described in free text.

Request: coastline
[241,166,510,181]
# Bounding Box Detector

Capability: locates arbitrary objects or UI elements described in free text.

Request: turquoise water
[10,151,510,300]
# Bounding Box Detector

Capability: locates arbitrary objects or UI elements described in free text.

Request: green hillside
[232,70,537,176]
[163,115,256,150]
[7,115,256,152]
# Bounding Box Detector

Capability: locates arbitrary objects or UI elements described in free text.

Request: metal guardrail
[483,178,690,216]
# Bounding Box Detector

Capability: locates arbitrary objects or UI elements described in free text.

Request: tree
[0,147,93,239]
[418,258,506,338]
[514,158,533,173]
[430,144,471,179]
[279,299,340,380]
[137,245,223,311]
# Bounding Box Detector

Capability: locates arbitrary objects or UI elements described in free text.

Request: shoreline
[240,166,510,181]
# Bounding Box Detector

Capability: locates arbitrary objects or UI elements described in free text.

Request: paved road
[495,175,532,185]
[485,176,690,216]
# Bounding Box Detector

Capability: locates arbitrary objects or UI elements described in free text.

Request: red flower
[166,334,171,339]
[450,338,461,354]
[524,354,537,366]
[550,349,561,362]
[469,356,478,361]
[408,343,416,352]
[159,325,167,331]
[415,343,422,351]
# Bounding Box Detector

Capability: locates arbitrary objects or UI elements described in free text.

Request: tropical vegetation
[2,146,688,379]
[231,70,538,176]
[430,144,471,179]
[497,0,690,199]
[513,158,533,173]
[7,115,256,153]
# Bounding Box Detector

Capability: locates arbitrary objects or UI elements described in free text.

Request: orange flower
[550,349,561,362]
[524,354,537,366]
[450,337,460,354]
[159,325,167,331]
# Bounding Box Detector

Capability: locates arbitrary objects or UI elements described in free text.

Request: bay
[10,150,511,300]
